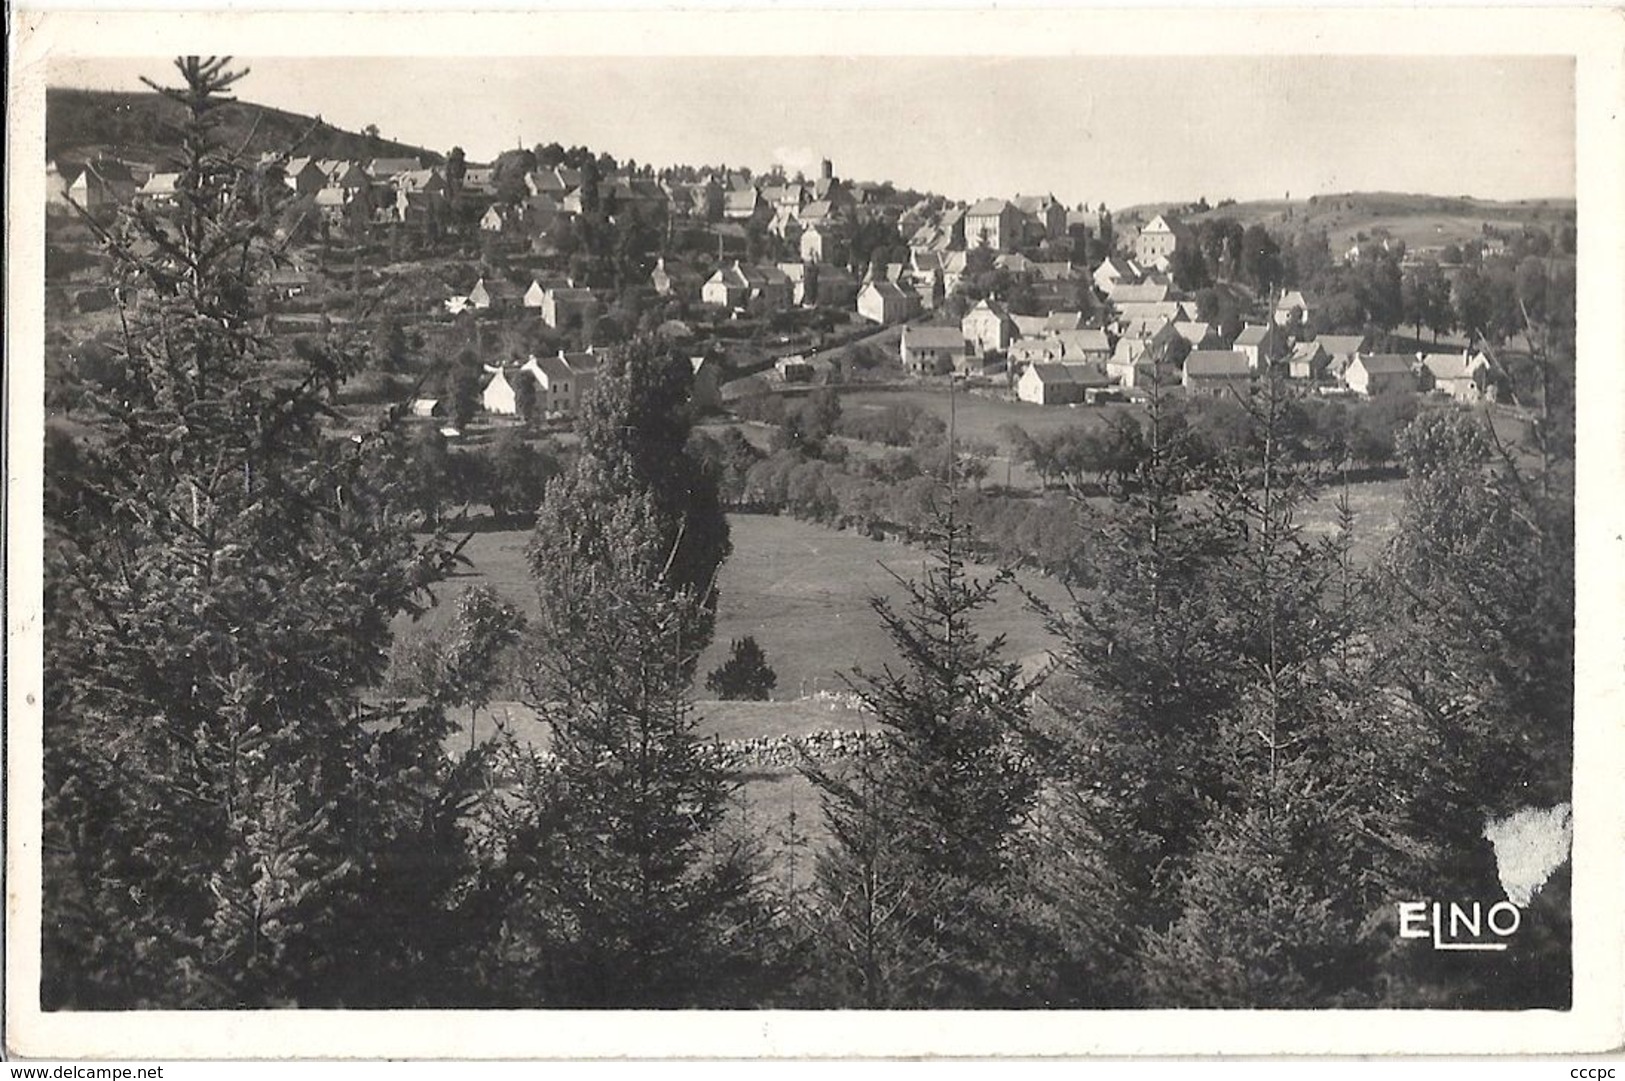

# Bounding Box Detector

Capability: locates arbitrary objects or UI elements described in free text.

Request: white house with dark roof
[1345,354,1416,396]
[857,280,916,325]
[702,263,751,309]
[1274,290,1311,327]
[964,198,1022,252]
[1315,334,1370,376]
[1017,362,1112,405]
[1287,340,1330,380]
[539,285,599,330]
[900,325,969,375]
[1135,214,1188,271]
[1234,323,1286,369]
[962,298,1016,356]
[1418,350,1493,401]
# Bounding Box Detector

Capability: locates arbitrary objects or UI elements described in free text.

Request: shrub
[704,636,778,700]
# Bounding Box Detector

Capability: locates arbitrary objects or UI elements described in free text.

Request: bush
[704,636,778,700]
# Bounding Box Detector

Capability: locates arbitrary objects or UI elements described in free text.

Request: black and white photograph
[6,6,1623,1061]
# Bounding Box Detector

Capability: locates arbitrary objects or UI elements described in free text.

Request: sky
[49,55,1575,209]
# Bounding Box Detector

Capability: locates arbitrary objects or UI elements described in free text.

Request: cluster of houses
[445,274,600,329]
[897,257,1496,407]
[47,151,456,228]
[51,147,1501,419]
[470,349,724,423]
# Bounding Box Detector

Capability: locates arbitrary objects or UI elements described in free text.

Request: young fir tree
[1134,370,1402,1007]
[1368,407,1574,1008]
[801,490,1039,1006]
[42,57,479,1008]
[480,465,778,1006]
[1025,371,1245,1004]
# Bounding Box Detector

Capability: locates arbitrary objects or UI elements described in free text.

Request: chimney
[820,158,833,181]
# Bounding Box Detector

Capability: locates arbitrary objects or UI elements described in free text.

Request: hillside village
[46,122,1573,439]
[36,61,1580,1020]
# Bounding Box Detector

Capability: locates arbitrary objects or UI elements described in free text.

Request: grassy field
[694,513,1072,697]
[396,511,1070,697]
[406,480,1407,695]
[418,490,1407,866]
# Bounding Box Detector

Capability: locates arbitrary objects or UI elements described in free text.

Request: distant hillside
[47,87,440,170]
[1117,191,1575,252]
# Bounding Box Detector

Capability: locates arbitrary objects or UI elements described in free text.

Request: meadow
[411,487,1406,866]
[403,511,1073,699]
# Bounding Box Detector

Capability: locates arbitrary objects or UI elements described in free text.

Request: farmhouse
[743,264,793,310]
[1234,323,1286,369]
[1012,194,1068,243]
[702,262,791,310]
[1114,301,1185,336]
[65,159,137,209]
[1017,362,1113,405]
[1274,290,1311,327]
[539,286,599,330]
[1008,339,1067,368]
[1345,354,1417,396]
[1172,321,1221,350]
[1053,327,1113,361]
[466,277,508,310]
[857,280,916,325]
[1182,351,1252,397]
[962,298,1016,356]
[1315,334,1371,379]
[314,187,350,223]
[367,157,422,180]
[1093,254,1141,295]
[282,157,328,196]
[1287,340,1330,381]
[899,325,968,376]
[1042,311,1088,334]
[482,352,597,418]
[1011,314,1050,340]
[702,263,751,308]
[1418,351,1494,401]
[799,224,845,264]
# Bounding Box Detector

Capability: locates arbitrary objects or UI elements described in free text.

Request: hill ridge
[46,86,441,169]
